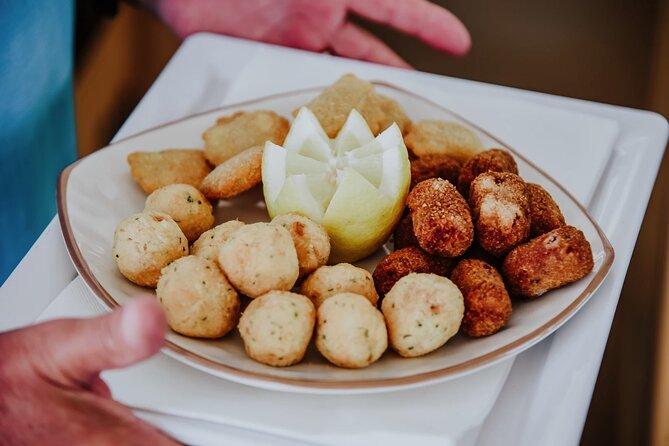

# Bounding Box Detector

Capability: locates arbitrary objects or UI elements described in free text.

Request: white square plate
[58,82,613,394]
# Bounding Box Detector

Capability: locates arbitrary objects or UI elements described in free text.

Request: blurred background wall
[74,1,669,444]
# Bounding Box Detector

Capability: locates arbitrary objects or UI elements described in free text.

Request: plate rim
[57,82,615,391]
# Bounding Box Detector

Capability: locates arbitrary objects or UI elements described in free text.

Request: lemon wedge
[262,107,410,263]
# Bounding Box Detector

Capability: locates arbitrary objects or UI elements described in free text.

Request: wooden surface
[73,2,669,444]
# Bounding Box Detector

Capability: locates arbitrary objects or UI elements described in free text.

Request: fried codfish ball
[450,259,512,337]
[296,74,386,137]
[457,149,518,198]
[127,149,212,194]
[271,213,330,278]
[410,154,462,190]
[203,110,289,165]
[199,146,263,200]
[191,220,245,262]
[393,213,419,250]
[218,222,299,297]
[526,183,566,237]
[469,172,531,257]
[112,211,188,287]
[156,256,239,338]
[144,184,214,242]
[372,247,454,297]
[316,293,387,368]
[372,93,412,134]
[404,120,484,163]
[381,273,464,358]
[238,291,315,367]
[502,225,594,297]
[407,178,474,257]
[300,263,378,308]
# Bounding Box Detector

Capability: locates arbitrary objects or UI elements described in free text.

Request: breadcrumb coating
[469,172,530,257]
[502,226,594,297]
[450,259,511,337]
[407,178,474,257]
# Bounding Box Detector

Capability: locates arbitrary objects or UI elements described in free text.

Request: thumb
[30,296,167,387]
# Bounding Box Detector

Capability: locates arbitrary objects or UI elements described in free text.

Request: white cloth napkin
[37,277,512,446]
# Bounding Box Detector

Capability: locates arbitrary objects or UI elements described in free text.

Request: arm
[137,0,470,68]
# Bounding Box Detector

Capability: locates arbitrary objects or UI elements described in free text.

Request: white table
[1,34,667,445]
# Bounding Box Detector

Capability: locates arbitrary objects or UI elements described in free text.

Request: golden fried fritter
[144,184,214,242]
[381,273,463,358]
[199,146,263,199]
[372,93,412,134]
[301,263,378,308]
[127,149,212,194]
[372,247,454,297]
[450,259,512,337]
[271,213,331,278]
[457,149,518,198]
[203,110,289,165]
[404,120,484,163]
[410,154,462,190]
[315,293,387,368]
[407,178,474,257]
[527,183,566,237]
[502,226,594,297]
[393,212,419,250]
[296,74,386,137]
[469,172,531,257]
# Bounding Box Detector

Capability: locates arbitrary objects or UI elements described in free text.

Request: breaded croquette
[502,225,594,297]
[410,154,462,190]
[203,110,289,165]
[271,213,331,278]
[127,149,212,194]
[469,172,531,257]
[526,183,566,237]
[199,146,263,200]
[457,149,518,198]
[407,178,474,257]
[404,120,484,163]
[297,74,386,137]
[372,247,454,297]
[393,212,419,250]
[450,259,512,337]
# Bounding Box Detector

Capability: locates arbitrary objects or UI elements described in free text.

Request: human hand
[0,297,178,445]
[144,0,470,68]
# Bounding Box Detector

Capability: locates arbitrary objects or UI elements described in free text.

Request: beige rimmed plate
[58,82,614,394]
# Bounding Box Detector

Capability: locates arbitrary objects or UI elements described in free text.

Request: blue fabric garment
[0,1,76,284]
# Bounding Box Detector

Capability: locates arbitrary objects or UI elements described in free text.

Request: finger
[66,391,181,446]
[88,375,113,399]
[330,22,412,68]
[263,17,329,51]
[31,296,166,386]
[348,0,471,56]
